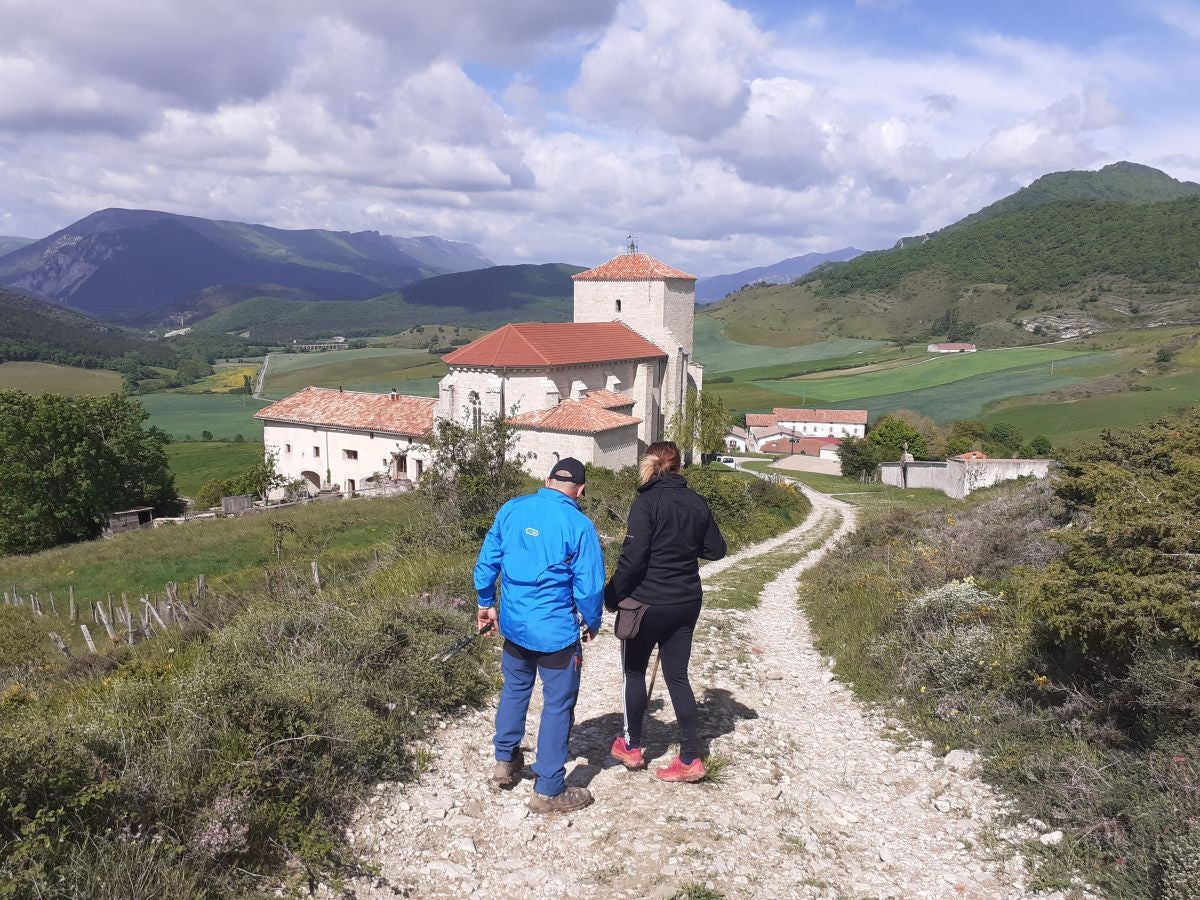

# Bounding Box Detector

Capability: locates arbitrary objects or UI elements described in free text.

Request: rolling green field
[262,348,447,400]
[981,369,1200,445]
[139,393,269,441]
[0,361,123,396]
[166,441,265,496]
[695,317,888,373]
[0,495,421,615]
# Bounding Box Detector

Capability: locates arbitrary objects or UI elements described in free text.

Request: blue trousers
[494,639,582,797]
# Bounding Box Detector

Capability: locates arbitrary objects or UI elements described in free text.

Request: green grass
[694,316,887,373]
[262,348,446,399]
[0,361,123,396]
[0,495,421,610]
[166,442,264,496]
[704,521,836,609]
[139,392,269,441]
[760,348,1104,402]
[981,368,1200,445]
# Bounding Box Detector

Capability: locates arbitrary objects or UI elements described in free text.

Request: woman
[605,441,727,782]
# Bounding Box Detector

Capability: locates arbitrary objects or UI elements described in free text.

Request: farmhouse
[435,247,702,473]
[927,342,977,353]
[256,387,435,495]
[741,407,867,453]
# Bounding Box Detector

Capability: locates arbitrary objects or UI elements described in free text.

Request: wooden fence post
[48,632,71,659]
[69,594,77,623]
[49,593,58,617]
[311,560,321,589]
[196,574,206,603]
[80,624,97,654]
[96,603,115,641]
[142,597,168,630]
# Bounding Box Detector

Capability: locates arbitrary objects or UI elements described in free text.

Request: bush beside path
[345,489,1077,899]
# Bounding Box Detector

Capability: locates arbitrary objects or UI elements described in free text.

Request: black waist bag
[614,598,649,640]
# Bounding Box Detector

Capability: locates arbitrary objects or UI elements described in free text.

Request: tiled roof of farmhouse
[572,252,696,282]
[508,401,642,435]
[254,387,435,436]
[930,342,977,351]
[581,389,635,409]
[746,413,777,427]
[774,407,868,425]
[442,322,666,368]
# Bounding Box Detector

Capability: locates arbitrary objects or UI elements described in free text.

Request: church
[436,248,702,472]
[256,246,702,492]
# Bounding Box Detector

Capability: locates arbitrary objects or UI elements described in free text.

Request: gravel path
[346,489,1063,899]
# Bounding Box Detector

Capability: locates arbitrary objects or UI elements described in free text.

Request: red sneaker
[610,736,646,770]
[655,756,706,783]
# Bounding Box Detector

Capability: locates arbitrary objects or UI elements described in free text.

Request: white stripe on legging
[621,639,630,745]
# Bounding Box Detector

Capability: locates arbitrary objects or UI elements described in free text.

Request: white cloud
[0,0,1197,276]
[569,0,769,139]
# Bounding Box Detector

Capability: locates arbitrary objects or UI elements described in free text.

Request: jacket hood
[638,471,688,493]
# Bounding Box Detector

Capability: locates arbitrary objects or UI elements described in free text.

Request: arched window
[468,391,482,433]
[615,298,622,313]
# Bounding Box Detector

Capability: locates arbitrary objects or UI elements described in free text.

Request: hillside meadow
[0,360,123,396]
[166,441,265,496]
[261,347,446,400]
[139,392,268,441]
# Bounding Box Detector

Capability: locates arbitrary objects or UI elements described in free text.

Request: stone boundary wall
[879,458,1052,499]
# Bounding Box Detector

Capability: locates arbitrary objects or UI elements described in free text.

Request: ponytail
[639,441,682,485]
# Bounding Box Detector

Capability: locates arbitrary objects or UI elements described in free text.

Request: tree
[865,415,929,461]
[669,388,733,462]
[201,430,214,442]
[418,411,530,539]
[837,436,881,480]
[1030,409,1200,654]
[887,409,946,459]
[0,391,181,554]
[1020,435,1052,457]
[985,421,1024,457]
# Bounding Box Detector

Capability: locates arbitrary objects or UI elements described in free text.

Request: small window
[343,449,358,460]
[313,446,320,458]
[285,444,292,453]
[616,299,622,312]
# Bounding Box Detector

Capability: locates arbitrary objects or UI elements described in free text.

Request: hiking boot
[655,755,706,783]
[528,785,594,814]
[491,749,524,787]
[610,736,646,770]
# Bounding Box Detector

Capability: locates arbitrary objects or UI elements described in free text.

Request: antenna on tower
[626,234,638,254]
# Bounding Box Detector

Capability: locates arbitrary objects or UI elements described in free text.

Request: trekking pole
[646,650,662,701]
[430,621,495,663]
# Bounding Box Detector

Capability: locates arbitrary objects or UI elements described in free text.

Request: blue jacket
[475,488,605,653]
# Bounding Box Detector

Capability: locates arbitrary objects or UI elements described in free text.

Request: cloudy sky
[1,0,1198,274]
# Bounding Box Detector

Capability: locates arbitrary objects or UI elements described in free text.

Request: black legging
[621,601,701,763]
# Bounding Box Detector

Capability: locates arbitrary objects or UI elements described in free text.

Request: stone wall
[879,458,1052,499]
[510,424,640,477]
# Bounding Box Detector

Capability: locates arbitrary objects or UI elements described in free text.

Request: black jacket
[606,472,727,607]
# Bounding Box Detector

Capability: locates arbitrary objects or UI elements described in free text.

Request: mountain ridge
[0,208,493,323]
[695,248,864,303]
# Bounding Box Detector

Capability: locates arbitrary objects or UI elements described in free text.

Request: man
[475,457,604,814]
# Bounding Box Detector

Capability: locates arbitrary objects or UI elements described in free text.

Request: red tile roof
[929,342,977,351]
[508,401,641,435]
[573,252,696,282]
[746,413,777,427]
[442,322,666,368]
[773,407,868,425]
[956,450,988,460]
[760,436,841,455]
[581,389,635,409]
[255,387,435,436]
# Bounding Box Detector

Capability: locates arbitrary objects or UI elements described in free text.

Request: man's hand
[582,627,597,643]
[477,605,498,634]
